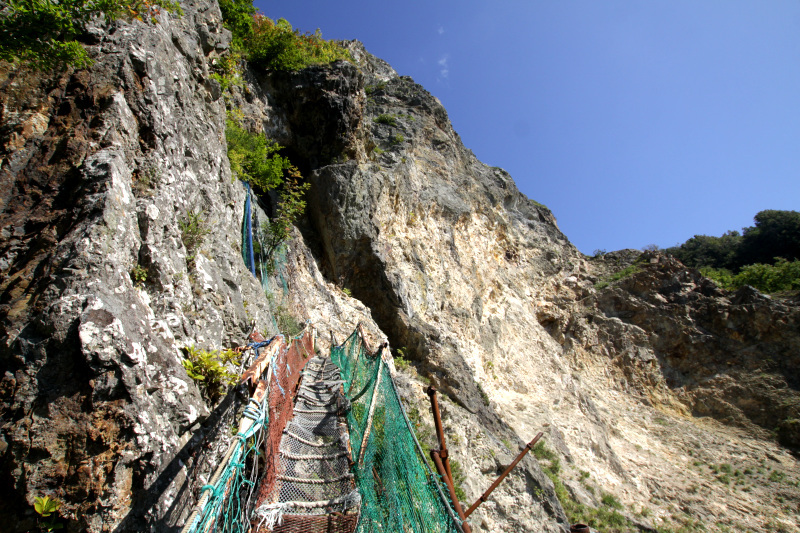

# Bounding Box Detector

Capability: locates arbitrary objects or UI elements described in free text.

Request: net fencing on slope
[252,354,360,533]
[256,332,313,509]
[182,331,311,533]
[330,327,465,533]
[183,325,463,533]
[242,182,291,306]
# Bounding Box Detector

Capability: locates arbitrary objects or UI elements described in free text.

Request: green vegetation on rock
[33,495,63,532]
[666,210,800,272]
[247,16,352,71]
[533,442,634,532]
[225,116,309,268]
[179,210,211,271]
[663,210,800,294]
[594,260,643,290]
[217,1,351,71]
[0,0,181,69]
[181,345,241,402]
[218,0,256,49]
[701,258,800,293]
[226,118,291,191]
[374,114,398,126]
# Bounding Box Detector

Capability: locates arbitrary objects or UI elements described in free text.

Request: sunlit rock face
[1,3,798,533]
[0,2,263,530]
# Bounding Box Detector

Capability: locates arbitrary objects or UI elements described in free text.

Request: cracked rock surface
[1,3,798,533]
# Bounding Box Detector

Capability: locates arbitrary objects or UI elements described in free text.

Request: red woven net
[268,513,359,533]
[252,330,360,533]
[256,333,313,506]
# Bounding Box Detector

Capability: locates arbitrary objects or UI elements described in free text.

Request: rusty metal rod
[431,450,472,533]
[427,386,459,505]
[463,432,544,519]
[426,386,447,452]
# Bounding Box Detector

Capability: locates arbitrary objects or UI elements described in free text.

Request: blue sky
[253,1,800,255]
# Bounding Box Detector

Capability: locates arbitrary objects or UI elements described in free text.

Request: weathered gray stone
[1,4,799,533]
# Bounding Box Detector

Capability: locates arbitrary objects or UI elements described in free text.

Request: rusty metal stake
[426,386,446,449]
[426,386,472,533]
[426,386,458,483]
[431,449,472,533]
[463,432,544,518]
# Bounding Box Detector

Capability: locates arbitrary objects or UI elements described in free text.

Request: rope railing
[180,325,465,533]
[181,331,307,533]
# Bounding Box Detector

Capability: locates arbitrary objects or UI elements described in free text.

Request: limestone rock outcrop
[1,2,798,533]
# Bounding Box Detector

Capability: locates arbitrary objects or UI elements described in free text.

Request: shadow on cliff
[110,388,244,533]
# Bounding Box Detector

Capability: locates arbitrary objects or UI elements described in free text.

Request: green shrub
[701,259,800,294]
[477,384,490,406]
[700,266,736,289]
[594,262,641,290]
[374,114,397,126]
[0,0,181,69]
[259,171,310,268]
[266,293,305,338]
[246,16,352,71]
[226,117,309,271]
[182,345,241,401]
[131,264,148,285]
[394,347,410,371]
[769,470,786,483]
[449,459,467,501]
[365,82,386,95]
[608,264,640,282]
[226,118,291,191]
[33,495,62,532]
[210,51,244,94]
[533,441,557,462]
[666,210,800,271]
[179,210,210,270]
[218,0,256,49]
[734,258,800,293]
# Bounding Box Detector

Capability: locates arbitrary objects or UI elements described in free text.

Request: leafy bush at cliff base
[182,346,241,402]
[247,15,352,71]
[0,0,181,69]
[701,259,800,294]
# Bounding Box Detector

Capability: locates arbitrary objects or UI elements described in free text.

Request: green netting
[182,395,267,533]
[241,182,293,335]
[331,331,464,533]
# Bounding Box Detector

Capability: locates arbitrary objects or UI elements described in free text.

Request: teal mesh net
[331,330,464,533]
[241,182,293,335]
[182,395,267,533]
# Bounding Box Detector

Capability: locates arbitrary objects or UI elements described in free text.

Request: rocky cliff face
[1,2,798,532]
[0,2,271,530]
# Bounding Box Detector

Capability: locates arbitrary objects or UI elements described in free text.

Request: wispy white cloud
[438,54,449,78]
[437,25,445,35]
